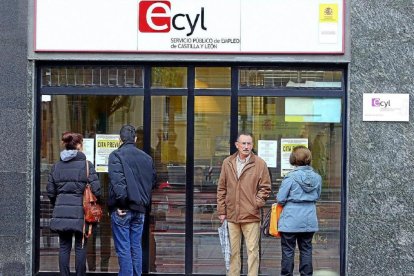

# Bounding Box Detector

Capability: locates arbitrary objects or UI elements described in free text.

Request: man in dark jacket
[108,125,156,276]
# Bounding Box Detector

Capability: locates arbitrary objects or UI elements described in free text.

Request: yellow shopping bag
[269,203,283,238]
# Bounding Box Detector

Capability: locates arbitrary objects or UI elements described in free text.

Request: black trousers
[280,232,314,276]
[58,231,87,276]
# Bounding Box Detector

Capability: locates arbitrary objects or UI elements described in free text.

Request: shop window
[39,95,144,273]
[239,69,343,89]
[41,66,144,87]
[238,96,342,275]
[151,67,187,88]
[38,64,345,275]
[195,67,231,89]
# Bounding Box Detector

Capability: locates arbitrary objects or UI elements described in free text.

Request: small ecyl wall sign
[363,93,409,122]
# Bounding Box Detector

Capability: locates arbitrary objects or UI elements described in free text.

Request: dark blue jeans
[58,231,87,276]
[111,210,145,276]
[280,232,314,276]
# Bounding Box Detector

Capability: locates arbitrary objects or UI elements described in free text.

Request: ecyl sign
[371,98,390,108]
[139,1,207,36]
[363,94,409,122]
[35,0,344,53]
[137,0,241,52]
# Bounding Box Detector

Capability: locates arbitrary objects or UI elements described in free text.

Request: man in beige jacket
[217,132,272,276]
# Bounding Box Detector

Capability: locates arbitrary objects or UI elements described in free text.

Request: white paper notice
[281,139,308,177]
[83,138,95,164]
[258,140,278,168]
[95,134,120,172]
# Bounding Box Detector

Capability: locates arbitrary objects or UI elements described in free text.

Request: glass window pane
[42,67,52,86]
[75,67,85,86]
[238,96,342,275]
[67,67,76,86]
[195,67,231,89]
[151,67,187,88]
[50,67,59,86]
[58,67,67,86]
[150,96,187,273]
[39,95,144,273]
[83,67,93,86]
[193,96,230,274]
[40,66,144,88]
[239,69,343,89]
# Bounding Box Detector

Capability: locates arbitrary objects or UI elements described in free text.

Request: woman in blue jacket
[277,146,322,276]
[47,132,101,276]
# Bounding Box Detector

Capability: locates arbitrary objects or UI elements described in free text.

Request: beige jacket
[217,152,271,223]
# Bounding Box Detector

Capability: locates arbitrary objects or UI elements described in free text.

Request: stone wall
[0,0,30,275]
[348,1,414,275]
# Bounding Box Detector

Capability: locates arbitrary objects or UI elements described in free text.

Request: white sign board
[95,134,120,172]
[258,140,278,168]
[83,138,95,164]
[363,94,409,122]
[35,0,344,54]
[281,139,308,177]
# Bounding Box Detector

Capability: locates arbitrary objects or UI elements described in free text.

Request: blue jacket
[276,166,322,233]
[108,142,156,213]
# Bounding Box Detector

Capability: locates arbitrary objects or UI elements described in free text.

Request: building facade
[0,0,413,275]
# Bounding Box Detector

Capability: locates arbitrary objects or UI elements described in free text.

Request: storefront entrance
[36,64,345,275]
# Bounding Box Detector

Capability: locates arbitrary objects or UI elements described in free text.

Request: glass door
[192,96,231,274]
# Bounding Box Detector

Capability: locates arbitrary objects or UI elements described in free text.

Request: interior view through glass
[39,66,343,275]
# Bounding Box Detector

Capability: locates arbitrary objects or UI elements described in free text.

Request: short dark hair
[61,132,83,150]
[289,146,312,166]
[120,125,136,143]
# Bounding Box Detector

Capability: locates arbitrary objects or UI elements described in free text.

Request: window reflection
[239,69,342,89]
[151,67,187,88]
[39,95,144,273]
[195,67,231,89]
[41,66,144,87]
[238,96,342,275]
[193,96,230,273]
[38,66,344,276]
[150,96,187,273]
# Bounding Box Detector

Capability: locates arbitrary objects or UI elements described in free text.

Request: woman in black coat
[47,132,101,276]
